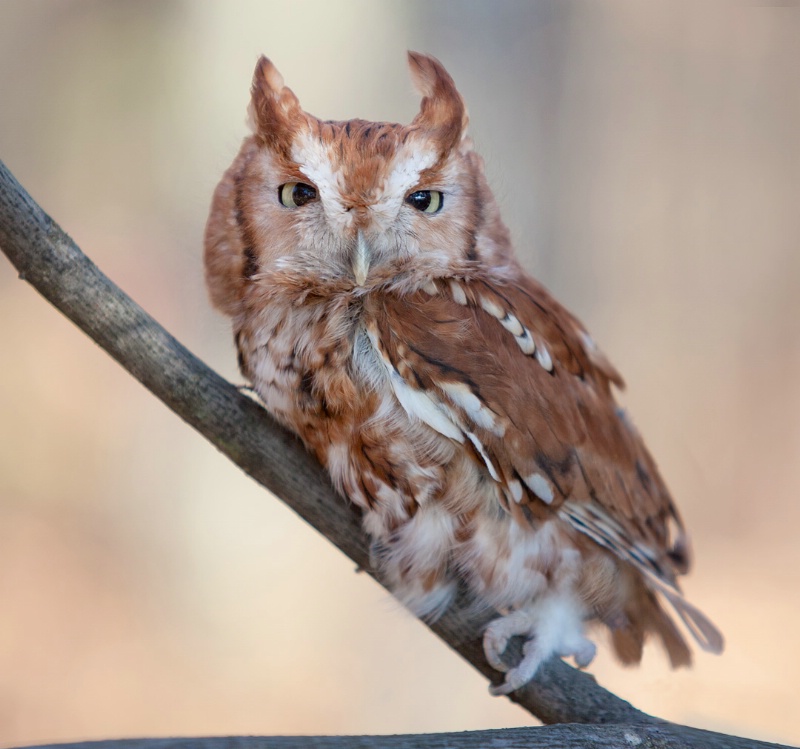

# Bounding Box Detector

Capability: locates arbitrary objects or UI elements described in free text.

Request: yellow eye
[279,182,317,208]
[406,190,443,214]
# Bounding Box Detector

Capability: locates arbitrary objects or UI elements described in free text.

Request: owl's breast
[236,295,374,451]
[236,292,458,532]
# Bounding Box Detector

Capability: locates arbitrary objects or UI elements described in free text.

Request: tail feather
[640,568,725,655]
[659,586,725,655]
[609,577,692,668]
[648,591,692,668]
[611,623,644,666]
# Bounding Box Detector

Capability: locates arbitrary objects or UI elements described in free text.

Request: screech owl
[204,52,723,695]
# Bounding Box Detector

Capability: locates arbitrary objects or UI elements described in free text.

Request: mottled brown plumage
[204,52,723,694]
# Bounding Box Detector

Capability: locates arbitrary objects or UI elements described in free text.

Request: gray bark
[24,724,793,749]
[0,160,788,749]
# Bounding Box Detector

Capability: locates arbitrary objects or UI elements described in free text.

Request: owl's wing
[365,273,722,655]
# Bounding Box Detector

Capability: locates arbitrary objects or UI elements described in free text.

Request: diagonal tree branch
[0,160,779,748]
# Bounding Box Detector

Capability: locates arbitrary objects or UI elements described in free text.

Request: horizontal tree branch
[0,160,786,749]
[26,724,792,749]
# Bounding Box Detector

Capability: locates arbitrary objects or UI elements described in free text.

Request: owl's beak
[353,230,371,286]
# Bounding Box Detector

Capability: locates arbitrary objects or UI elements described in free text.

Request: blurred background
[1,0,799,746]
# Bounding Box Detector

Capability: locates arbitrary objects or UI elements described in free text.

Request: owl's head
[205,52,511,315]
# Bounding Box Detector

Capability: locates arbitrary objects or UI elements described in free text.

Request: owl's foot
[483,597,596,696]
[483,609,535,673]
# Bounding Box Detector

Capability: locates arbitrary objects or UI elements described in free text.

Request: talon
[489,678,516,696]
[483,627,511,672]
[483,609,535,673]
[572,639,596,669]
[489,648,543,696]
[484,609,545,693]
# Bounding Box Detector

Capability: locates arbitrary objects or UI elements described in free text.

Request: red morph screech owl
[204,52,723,695]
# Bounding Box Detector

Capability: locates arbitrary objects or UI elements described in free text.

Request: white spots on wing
[499,312,524,337]
[514,328,536,355]
[523,472,555,505]
[535,344,553,372]
[508,479,524,504]
[512,325,554,374]
[465,431,501,482]
[443,285,555,372]
[365,324,465,444]
[391,374,466,443]
[441,380,482,414]
[439,380,503,435]
[449,280,468,305]
[479,295,505,320]
[421,280,438,295]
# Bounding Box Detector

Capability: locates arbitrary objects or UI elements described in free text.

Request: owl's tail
[611,571,724,668]
[650,575,725,656]
[611,580,691,668]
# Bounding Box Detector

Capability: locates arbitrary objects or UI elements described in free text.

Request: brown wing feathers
[371,275,722,659]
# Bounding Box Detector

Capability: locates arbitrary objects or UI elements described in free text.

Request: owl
[204,52,723,695]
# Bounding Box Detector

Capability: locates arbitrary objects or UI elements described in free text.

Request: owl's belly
[238,305,583,620]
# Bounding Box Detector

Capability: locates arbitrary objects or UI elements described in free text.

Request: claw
[483,609,537,673]
[570,639,597,668]
[489,637,546,696]
[483,596,595,695]
[483,631,511,673]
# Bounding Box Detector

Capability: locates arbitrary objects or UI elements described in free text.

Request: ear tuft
[407,52,467,154]
[407,51,449,98]
[250,55,303,154]
[254,55,285,94]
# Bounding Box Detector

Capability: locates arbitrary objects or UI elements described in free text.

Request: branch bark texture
[26,724,792,749]
[0,160,785,748]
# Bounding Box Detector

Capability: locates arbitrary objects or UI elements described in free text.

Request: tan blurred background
[1,0,799,746]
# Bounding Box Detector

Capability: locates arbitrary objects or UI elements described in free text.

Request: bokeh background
[1,1,799,746]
